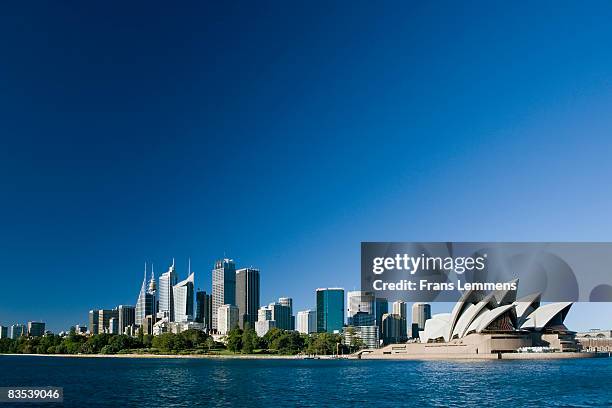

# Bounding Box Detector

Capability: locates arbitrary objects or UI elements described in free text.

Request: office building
[98,309,119,334]
[10,324,25,339]
[278,297,294,330]
[118,305,135,335]
[392,301,407,319]
[344,325,379,349]
[412,303,431,332]
[236,268,260,329]
[74,325,87,334]
[375,298,389,337]
[158,259,178,321]
[269,301,292,330]
[89,310,100,335]
[136,263,156,326]
[296,310,316,334]
[212,258,236,331]
[27,322,45,337]
[348,311,375,326]
[316,288,345,333]
[217,304,239,335]
[109,318,119,334]
[255,306,276,337]
[195,290,213,329]
[0,326,7,339]
[173,272,195,322]
[381,313,407,345]
[347,291,375,318]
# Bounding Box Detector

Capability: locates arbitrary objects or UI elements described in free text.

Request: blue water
[0,356,611,407]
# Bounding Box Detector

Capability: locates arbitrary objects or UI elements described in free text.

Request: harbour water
[0,355,611,407]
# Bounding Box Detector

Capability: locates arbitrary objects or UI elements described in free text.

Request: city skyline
[3,2,612,333]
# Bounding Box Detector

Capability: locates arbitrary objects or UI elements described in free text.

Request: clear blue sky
[1,1,611,332]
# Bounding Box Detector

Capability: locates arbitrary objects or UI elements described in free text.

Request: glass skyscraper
[212,258,236,331]
[158,260,178,321]
[173,272,195,322]
[316,288,344,333]
[236,268,260,329]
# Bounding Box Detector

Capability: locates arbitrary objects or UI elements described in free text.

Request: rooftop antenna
[144,262,147,281]
[172,257,175,269]
[188,257,191,274]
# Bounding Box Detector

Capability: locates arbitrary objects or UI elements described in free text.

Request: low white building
[296,310,316,334]
[217,304,239,335]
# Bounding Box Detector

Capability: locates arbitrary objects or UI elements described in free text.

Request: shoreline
[0,353,307,360]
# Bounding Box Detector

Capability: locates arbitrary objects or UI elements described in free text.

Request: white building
[10,324,25,339]
[296,310,316,334]
[158,260,178,321]
[255,306,276,337]
[173,272,195,323]
[347,291,375,318]
[344,325,379,349]
[217,304,239,335]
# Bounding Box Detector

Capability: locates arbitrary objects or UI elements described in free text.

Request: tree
[226,328,243,353]
[345,326,365,352]
[205,336,216,352]
[241,329,257,354]
[180,329,207,349]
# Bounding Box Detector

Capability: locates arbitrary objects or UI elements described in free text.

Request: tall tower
[212,258,236,331]
[316,288,344,333]
[158,259,178,321]
[135,263,148,326]
[173,261,195,323]
[236,268,260,329]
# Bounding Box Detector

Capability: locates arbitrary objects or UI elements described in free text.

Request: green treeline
[0,326,348,356]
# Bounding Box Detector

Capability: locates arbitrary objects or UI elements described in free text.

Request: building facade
[135,264,156,326]
[195,290,213,330]
[158,260,178,321]
[118,305,135,335]
[212,258,236,331]
[296,310,316,334]
[381,313,407,345]
[217,304,239,335]
[278,297,294,330]
[10,324,25,339]
[269,301,292,330]
[255,306,276,337]
[0,326,7,339]
[236,268,260,329]
[98,309,119,334]
[173,272,195,323]
[347,291,375,317]
[27,322,45,337]
[316,288,345,333]
[411,303,431,331]
[375,298,388,337]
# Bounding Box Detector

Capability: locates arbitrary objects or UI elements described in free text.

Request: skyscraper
[0,326,7,339]
[173,269,195,323]
[27,322,45,337]
[158,259,178,321]
[375,297,389,337]
[136,263,156,326]
[10,324,25,339]
[98,309,119,334]
[195,290,213,329]
[255,306,276,337]
[217,304,239,335]
[381,313,407,345]
[316,288,344,333]
[212,258,236,331]
[268,301,292,330]
[89,310,100,335]
[392,301,407,319]
[236,268,260,329]
[347,291,375,317]
[278,297,294,330]
[296,310,316,334]
[412,303,431,330]
[118,305,135,335]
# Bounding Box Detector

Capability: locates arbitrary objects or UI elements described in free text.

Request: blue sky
[1,1,612,332]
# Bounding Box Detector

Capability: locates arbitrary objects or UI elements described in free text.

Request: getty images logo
[372,253,487,275]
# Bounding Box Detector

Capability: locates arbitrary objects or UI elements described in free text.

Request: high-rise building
[255,306,276,337]
[158,260,178,321]
[109,318,119,334]
[278,297,294,330]
[27,322,45,337]
[10,324,25,339]
[98,309,119,334]
[316,288,345,333]
[411,302,431,331]
[136,263,156,326]
[344,325,379,349]
[217,304,239,335]
[89,310,100,335]
[268,301,291,330]
[118,305,135,335]
[212,258,236,331]
[0,326,7,339]
[381,313,407,345]
[296,310,316,334]
[348,311,375,326]
[173,271,195,323]
[347,291,375,318]
[195,290,213,329]
[236,268,260,329]
[392,301,407,319]
[375,298,389,337]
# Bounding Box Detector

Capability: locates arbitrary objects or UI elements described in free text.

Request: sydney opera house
[362,280,588,359]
